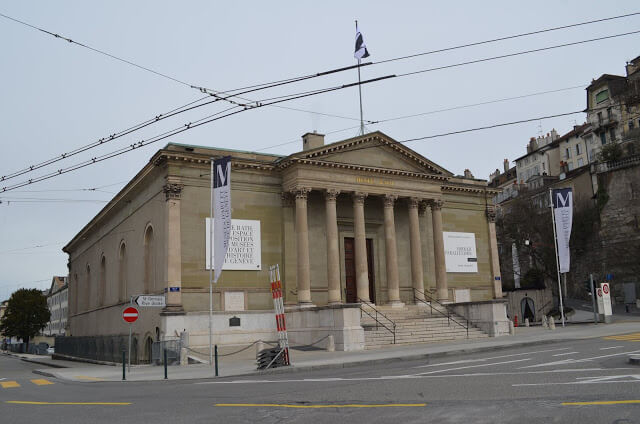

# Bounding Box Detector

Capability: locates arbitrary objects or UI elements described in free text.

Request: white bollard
[509,320,515,335]
[525,318,530,327]
[180,347,188,366]
[541,315,548,329]
[326,335,335,352]
[549,316,556,330]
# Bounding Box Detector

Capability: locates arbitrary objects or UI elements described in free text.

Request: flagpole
[356,20,365,136]
[549,189,566,327]
[209,158,214,366]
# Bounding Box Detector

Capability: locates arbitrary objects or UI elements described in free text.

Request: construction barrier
[265,264,290,368]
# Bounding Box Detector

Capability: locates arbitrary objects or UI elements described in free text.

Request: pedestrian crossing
[603,332,640,342]
[0,379,55,389]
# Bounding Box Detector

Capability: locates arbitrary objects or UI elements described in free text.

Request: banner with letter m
[552,188,573,273]
[213,156,232,283]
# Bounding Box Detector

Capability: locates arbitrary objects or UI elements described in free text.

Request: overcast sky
[1,1,638,299]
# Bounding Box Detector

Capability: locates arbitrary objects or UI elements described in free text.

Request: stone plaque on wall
[443,232,478,273]
[224,291,245,311]
[206,219,261,270]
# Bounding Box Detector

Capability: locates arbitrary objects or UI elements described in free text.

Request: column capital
[429,199,444,211]
[324,189,340,202]
[418,201,429,216]
[163,183,184,201]
[292,187,311,200]
[352,191,368,205]
[281,192,295,208]
[383,194,398,208]
[408,197,421,210]
[486,206,497,223]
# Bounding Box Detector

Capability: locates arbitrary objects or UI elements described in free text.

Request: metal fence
[151,339,181,365]
[55,335,138,364]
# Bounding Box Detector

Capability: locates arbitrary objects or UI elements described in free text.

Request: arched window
[119,242,127,302]
[85,264,91,311]
[99,255,106,307]
[144,225,154,293]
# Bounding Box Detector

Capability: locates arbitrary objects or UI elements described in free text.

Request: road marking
[562,400,640,406]
[414,358,531,375]
[600,346,624,350]
[514,374,640,387]
[604,333,640,341]
[31,379,54,386]
[6,401,131,406]
[75,376,105,381]
[215,403,426,408]
[520,350,640,369]
[413,348,569,369]
[552,352,579,357]
[1,381,20,388]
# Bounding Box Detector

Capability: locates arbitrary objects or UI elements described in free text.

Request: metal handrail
[357,298,396,344]
[413,288,469,338]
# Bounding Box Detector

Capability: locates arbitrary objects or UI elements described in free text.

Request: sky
[0,1,638,299]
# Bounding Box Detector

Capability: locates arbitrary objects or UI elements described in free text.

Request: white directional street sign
[135,295,166,307]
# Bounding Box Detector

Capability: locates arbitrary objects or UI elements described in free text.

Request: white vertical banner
[213,156,232,283]
[552,188,573,273]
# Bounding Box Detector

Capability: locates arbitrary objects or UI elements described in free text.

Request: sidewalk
[10,318,640,383]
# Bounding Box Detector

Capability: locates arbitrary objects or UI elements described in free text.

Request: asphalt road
[2,333,640,423]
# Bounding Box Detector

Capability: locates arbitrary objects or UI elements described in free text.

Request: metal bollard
[326,335,335,352]
[122,351,126,381]
[509,320,515,335]
[549,316,556,330]
[525,318,530,327]
[541,315,548,329]
[214,344,219,377]
[164,349,168,380]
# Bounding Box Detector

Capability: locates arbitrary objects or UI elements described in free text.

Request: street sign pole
[122,301,139,374]
[590,274,598,324]
[128,297,132,373]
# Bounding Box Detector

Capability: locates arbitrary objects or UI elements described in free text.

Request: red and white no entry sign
[602,284,610,295]
[597,288,603,297]
[122,306,139,323]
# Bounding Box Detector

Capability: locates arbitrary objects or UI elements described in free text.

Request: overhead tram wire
[3,25,636,185]
[1,75,395,193]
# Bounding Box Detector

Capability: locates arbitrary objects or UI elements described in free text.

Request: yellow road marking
[563,400,640,406]
[215,403,427,408]
[31,379,54,386]
[604,333,640,341]
[6,401,131,406]
[74,376,104,381]
[1,381,20,388]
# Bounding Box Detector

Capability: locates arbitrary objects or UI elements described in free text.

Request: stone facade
[63,131,502,361]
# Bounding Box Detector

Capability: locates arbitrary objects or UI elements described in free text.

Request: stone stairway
[360,303,488,349]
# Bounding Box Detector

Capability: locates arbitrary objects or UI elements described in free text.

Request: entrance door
[344,237,375,303]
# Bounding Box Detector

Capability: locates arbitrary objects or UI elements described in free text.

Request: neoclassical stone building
[63,131,503,359]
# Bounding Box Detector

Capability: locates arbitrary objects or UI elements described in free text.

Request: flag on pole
[213,156,232,283]
[552,188,573,273]
[354,25,370,59]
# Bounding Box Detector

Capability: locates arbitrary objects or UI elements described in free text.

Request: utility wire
[1,75,394,193]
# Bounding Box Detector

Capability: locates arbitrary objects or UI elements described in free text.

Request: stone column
[352,192,370,302]
[294,187,313,306]
[281,193,296,304]
[408,198,425,302]
[163,183,184,312]
[383,195,402,306]
[325,189,342,304]
[487,207,503,299]
[430,199,449,301]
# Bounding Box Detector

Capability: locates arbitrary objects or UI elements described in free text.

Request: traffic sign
[602,283,610,295]
[135,295,166,307]
[122,306,139,323]
[597,288,603,297]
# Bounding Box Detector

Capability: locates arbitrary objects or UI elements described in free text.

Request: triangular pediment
[281,131,452,176]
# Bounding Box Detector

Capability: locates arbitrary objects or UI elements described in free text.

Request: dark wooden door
[344,237,375,303]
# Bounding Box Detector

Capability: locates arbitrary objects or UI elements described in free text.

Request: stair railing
[357,298,396,344]
[413,288,469,338]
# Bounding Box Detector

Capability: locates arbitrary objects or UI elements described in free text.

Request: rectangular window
[565,147,572,159]
[631,120,636,130]
[568,162,574,171]
[597,112,603,123]
[596,90,609,104]
[607,108,612,119]
[578,158,584,167]
[576,144,582,155]
[600,132,607,145]
[610,128,616,142]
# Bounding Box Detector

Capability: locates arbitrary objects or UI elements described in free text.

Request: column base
[297,302,316,308]
[328,301,343,306]
[161,305,185,315]
[386,301,405,308]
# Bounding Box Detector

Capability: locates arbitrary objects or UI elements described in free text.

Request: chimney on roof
[503,158,509,173]
[463,169,474,179]
[302,131,325,151]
